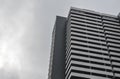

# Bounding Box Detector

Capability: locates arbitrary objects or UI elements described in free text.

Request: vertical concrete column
[118,13,120,21]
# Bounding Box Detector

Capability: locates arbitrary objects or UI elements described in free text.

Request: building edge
[48,16,67,79]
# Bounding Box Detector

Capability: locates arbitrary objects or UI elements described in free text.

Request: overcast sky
[0,0,120,79]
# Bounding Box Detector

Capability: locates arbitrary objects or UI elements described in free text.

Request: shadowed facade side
[48,16,66,79]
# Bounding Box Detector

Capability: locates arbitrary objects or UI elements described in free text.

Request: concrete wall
[50,16,66,79]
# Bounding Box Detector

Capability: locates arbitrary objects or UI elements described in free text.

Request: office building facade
[48,7,120,79]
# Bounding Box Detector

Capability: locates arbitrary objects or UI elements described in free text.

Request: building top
[118,13,120,19]
[71,7,119,19]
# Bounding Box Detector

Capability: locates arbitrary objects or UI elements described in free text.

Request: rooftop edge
[71,7,119,19]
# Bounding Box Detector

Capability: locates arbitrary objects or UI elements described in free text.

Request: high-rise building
[48,7,120,79]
